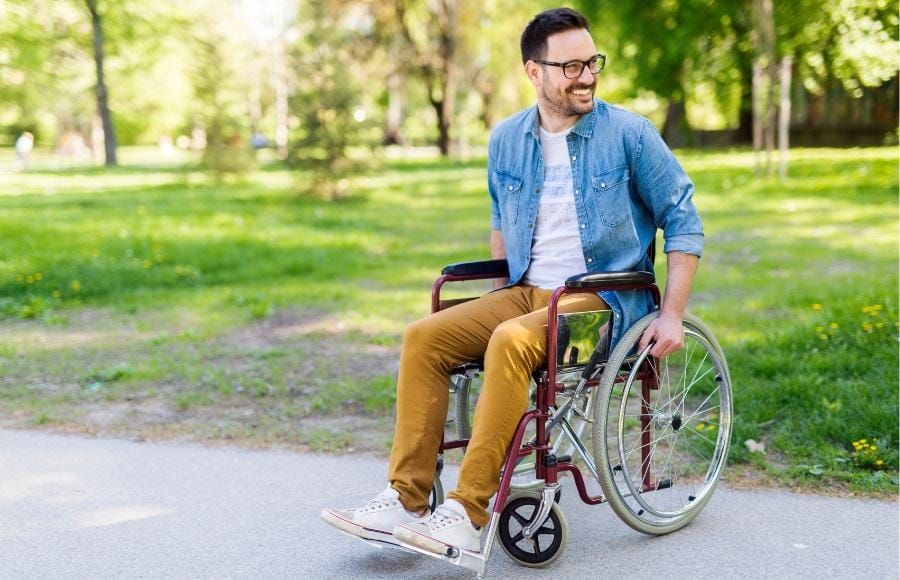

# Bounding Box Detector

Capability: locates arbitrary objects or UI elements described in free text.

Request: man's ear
[524,60,542,88]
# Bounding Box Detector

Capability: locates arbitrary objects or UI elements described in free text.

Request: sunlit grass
[0,146,896,491]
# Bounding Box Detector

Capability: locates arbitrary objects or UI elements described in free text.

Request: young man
[321,7,703,557]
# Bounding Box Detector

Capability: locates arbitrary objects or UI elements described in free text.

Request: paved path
[1,429,896,579]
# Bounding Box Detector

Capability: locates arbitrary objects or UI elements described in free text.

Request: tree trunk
[662,100,688,148]
[778,55,793,179]
[271,43,289,160]
[753,0,776,177]
[383,67,405,146]
[752,59,764,176]
[429,91,451,156]
[86,0,117,166]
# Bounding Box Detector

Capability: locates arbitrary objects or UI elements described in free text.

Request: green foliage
[288,0,375,199]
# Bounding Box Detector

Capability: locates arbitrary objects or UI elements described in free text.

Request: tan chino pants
[387,285,607,526]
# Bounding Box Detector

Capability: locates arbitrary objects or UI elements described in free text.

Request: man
[321,7,703,557]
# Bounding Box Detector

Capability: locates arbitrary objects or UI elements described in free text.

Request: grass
[0,146,897,494]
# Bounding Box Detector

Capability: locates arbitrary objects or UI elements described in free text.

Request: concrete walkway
[1,429,896,579]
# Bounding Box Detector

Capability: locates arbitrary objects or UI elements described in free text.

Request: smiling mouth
[570,87,593,97]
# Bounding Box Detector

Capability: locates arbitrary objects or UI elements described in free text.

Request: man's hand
[638,251,699,359]
[638,313,684,358]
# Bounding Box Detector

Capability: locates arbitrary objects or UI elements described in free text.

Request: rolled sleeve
[633,120,704,257]
[663,233,704,257]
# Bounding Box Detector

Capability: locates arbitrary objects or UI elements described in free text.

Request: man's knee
[486,320,543,361]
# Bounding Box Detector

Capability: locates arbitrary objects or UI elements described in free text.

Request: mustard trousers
[387,285,606,527]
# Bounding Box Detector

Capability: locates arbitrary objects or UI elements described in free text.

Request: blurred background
[1,0,897,174]
[0,1,897,493]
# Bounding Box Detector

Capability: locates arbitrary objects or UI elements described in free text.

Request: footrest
[565,271,655,289]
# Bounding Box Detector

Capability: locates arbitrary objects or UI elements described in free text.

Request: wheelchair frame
[392,255,732,578]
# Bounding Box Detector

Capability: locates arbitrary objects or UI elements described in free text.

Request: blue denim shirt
[488,99,704,348]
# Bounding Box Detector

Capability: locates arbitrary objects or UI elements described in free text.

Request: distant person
[251,132,269,150]
[15,131,34,170]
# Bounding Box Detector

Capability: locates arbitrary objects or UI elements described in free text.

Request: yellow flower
[143,260,152,269]
[876,460,884,466]
[860,439,867,443]
[829,322,839,329]
[34,273,42,281]
[696,423,705,431]
[869,445,877,451]
[816,326,825,332]
[818,334,828,340]
[812,303,822,311]
[52,290,61,298]
[26,275,33,284]
[70,280,81,292]
[875,322,885,328]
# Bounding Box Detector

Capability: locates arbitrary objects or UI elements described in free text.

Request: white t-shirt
[522,126,588,289]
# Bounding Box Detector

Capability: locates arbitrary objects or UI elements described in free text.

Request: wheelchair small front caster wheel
[498,494,568,567]
[429,477,444,513]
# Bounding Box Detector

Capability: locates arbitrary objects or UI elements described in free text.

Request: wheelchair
[412,254,733,578]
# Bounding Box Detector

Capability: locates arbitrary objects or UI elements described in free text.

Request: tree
[85,0,117,165]
[577,0,736,146]
[289,0,376,198]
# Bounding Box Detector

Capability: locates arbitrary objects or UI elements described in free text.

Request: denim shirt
[487,99,704,348]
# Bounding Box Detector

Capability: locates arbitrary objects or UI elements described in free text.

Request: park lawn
[0,147,897,494]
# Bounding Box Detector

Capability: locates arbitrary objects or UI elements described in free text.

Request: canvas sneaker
[320,487,427,544]
[393,499,482,555]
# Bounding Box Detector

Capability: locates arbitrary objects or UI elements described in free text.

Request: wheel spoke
[511,510,530,526]
[684,425,717,446]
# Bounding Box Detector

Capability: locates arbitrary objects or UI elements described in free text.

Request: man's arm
[638,251,698,358]
[490,229,509,289]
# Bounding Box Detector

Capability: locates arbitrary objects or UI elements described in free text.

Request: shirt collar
[524,100,598,140]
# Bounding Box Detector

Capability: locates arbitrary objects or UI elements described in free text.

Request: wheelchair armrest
[441,259,510,277]
[564,270,655,289]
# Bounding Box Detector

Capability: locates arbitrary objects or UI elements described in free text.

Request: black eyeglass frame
[533,53,607,79]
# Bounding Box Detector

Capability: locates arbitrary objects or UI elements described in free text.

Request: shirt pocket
[493,169,523,225]
[591,166,632,227]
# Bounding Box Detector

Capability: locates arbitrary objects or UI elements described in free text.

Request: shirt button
[600,182,606,188]
[508,185,514,191]
[581,223,586,229]
[534,188,540,193]
[575,189,580,194]
[587,258,593,263]
[571,155,576,160]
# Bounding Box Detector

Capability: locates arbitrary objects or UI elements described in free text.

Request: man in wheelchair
[322,6,704,560]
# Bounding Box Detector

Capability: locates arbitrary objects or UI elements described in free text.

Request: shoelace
[426,505,464,530]
[356,490,398,513]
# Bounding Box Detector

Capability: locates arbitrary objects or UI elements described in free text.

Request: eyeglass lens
[563,56,604,78]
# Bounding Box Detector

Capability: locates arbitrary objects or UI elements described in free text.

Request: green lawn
[0,147,897,493]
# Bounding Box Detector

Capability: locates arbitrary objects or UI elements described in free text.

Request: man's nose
[577,63,595,83]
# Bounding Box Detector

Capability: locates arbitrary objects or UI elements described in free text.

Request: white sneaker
[393,499,482,555]
[320,487,427,545]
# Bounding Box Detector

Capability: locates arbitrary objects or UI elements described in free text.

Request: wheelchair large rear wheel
[593,312,732,535]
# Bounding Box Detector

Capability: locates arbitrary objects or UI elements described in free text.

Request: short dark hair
[520,8,591,65]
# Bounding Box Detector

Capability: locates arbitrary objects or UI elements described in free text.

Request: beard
[539,77,596,118]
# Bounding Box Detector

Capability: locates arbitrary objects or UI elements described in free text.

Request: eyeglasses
[533,53,606,79]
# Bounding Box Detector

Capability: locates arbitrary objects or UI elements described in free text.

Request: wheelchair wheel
[497,492,568,568]
[593,312,733,535]
[429,476,444,513]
